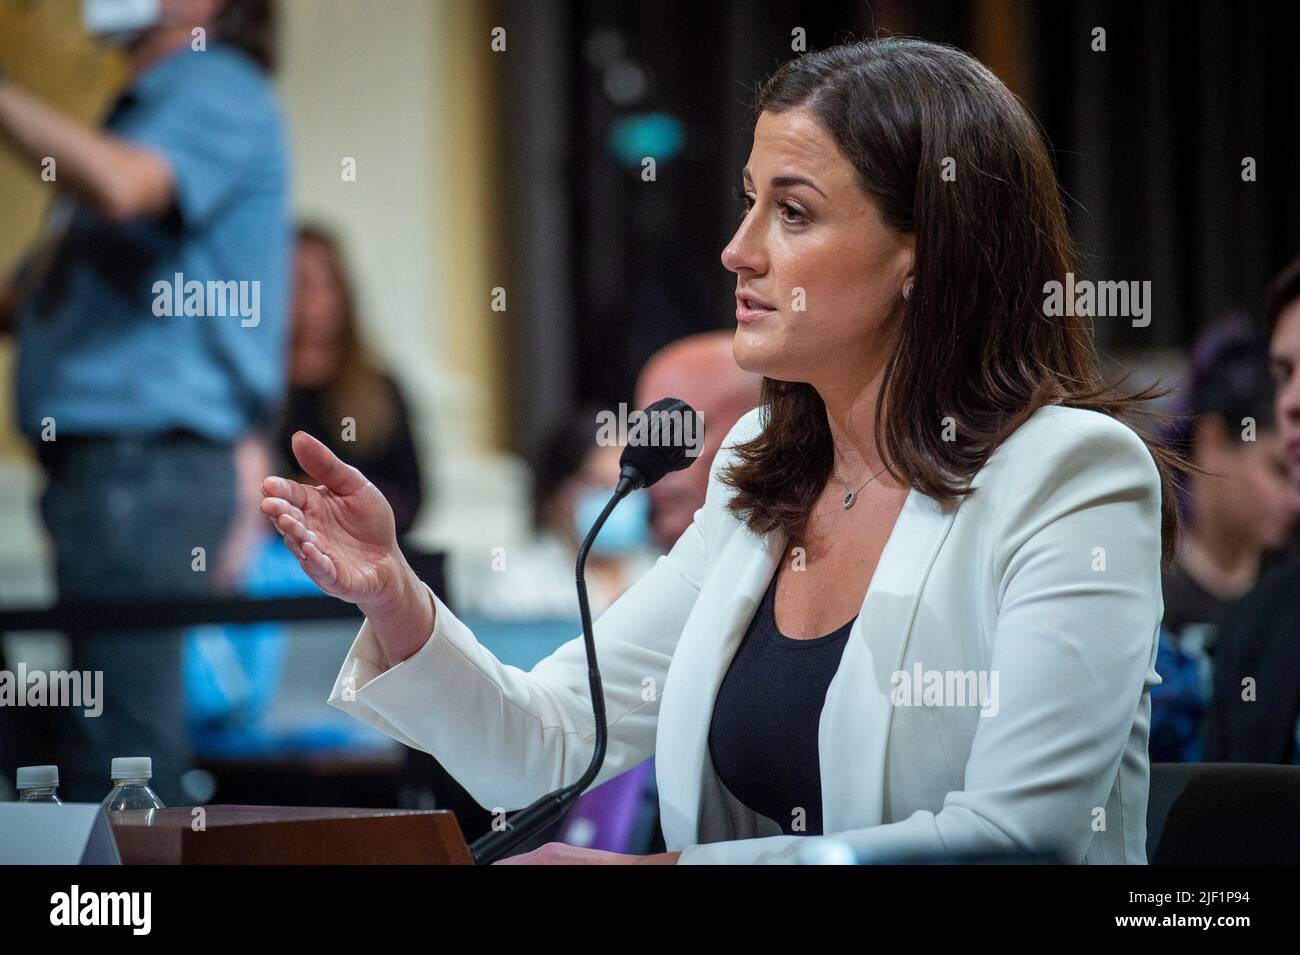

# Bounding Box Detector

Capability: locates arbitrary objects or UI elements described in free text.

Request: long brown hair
[294,224,398,456]
[719,37,1199,565]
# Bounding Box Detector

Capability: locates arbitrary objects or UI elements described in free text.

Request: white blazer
[326,402,1165,864]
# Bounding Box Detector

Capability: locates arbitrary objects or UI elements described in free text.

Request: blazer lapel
[655,525,786,848]
[819,488,962,835]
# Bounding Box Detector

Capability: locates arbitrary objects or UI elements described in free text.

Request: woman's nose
[721,219,765,275]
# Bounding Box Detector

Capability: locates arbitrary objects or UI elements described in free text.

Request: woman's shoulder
[980,403,1160,490]
[708,402,1156,486]
[982,402,1149,467]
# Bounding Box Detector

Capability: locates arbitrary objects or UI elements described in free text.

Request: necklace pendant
[842,490,856,509]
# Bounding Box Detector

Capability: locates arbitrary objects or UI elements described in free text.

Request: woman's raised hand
[260,431,434,666]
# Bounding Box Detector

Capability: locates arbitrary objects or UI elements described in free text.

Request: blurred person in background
[271,224,423,539]
[1206,258,1300,764]
[0,0,288,804]
[1160,318,1299,630]
[633,331,762,552]
[450,407,658,620]
[1151,317,1300,761]
[182,223,426,763]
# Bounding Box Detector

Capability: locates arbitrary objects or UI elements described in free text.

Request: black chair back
[1148,762,1300,863]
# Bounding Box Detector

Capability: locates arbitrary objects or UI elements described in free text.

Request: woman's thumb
[291,431,369,496]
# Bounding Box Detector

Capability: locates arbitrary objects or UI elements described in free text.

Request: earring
[903,281,914,300]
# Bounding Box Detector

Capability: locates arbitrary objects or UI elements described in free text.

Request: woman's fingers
[299,539,338,587]
[259,496,305,526]
[261,475,309,509]
[275,515,336,585]
[290,431,368,497]
[276,512,318,552]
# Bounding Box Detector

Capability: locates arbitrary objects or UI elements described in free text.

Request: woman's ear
[898,236,916,299]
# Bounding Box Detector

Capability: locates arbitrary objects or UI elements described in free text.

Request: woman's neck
[816,361,892,484]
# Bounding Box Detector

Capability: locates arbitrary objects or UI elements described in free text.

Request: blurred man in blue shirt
[0,0,290,803]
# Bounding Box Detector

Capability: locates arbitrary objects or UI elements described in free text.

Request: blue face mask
[574,488,651,555]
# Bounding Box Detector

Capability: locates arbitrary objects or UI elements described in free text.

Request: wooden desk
[109,805,473,864]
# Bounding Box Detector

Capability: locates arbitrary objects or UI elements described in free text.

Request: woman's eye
[731,187,805,225]
[777,202,806,224]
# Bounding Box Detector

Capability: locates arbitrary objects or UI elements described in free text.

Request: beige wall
[278,0,509,459]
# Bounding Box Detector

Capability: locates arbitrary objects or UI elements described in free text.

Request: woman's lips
[736,294,776,321]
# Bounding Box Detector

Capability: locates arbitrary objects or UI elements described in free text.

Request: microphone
[615,397,703,493]
[470,397,704,864]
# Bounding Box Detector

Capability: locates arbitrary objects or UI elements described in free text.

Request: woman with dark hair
[273,225,424,538]
[265,38,1189,863]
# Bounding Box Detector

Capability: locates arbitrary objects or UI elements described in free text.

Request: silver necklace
[833,459,890,510]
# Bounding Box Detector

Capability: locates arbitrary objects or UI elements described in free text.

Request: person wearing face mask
[0,0,288,805]
[447,408,658,622]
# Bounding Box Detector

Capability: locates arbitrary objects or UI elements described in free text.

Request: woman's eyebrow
[741,167,827,199]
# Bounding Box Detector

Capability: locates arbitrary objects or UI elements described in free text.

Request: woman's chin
[730,330,770,376]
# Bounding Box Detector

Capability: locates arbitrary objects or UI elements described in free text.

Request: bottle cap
[16,765,59,790]
[109,756,152,780]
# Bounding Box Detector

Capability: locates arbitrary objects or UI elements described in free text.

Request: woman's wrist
[362,559,436,668]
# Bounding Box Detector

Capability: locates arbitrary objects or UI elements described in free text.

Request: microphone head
[618,397,705,489]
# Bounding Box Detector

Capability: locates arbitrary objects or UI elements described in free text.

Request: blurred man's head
[634,331,761,550]
[1265,257,1300,486]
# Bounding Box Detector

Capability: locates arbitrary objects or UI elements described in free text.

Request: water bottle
[16,765,62,803]
[101,757,166,822]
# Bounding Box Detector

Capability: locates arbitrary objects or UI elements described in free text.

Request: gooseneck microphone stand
[469,470,640,865]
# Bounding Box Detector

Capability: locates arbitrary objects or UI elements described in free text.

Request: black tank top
[707,567,856,836]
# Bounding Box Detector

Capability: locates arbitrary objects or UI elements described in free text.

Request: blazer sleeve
[676,412,1165,864]
[324,409,760,813]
